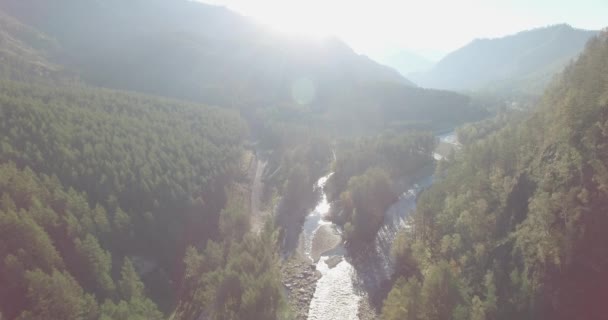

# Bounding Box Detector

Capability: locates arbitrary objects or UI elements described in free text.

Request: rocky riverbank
[309,224,342,262]
[357,297,379,320]
[281,258,322,320]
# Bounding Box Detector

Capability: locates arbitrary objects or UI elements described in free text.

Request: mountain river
[300,132,458,320]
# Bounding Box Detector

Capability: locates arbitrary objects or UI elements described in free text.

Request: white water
[301,173,362,320]
[435,132,461,160]
[439,131,460,145]
[303,132,459,319]
[308,256,361,320]
[304,175,430,320]
[302,174,334,259]
[364,132,459,288]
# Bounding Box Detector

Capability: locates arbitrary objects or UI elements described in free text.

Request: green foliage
[269,134,333,252]
[328,131,436,202]
[0,207,63,273]
[0,80,246,217]
[342,167,396,243]
[118,258,144,301]
[74,234,115,295]
[219,196,251,242]
[419,262,465,320]
[456,110,526,145]
[99,299,163,320]
[382,262,467,320]
[383,32,608,320]
[381,277,421,320]
[0,163,163,319]
[0,77,247,287]
[328,131,436,243]
[17,269,99,320]
[99,258,164,320]
[176,226,286,320]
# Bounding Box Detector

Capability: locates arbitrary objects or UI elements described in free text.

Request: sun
[252,2,336,37]
[203,0,349,37]
[203,0,380,52]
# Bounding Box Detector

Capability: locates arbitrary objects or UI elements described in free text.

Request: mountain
[380,50,435,76]
[0,11,67,82]
[0,2,489,319]
[0,0,486,134]
[0,0,413,108]
[383,31,608,320]
[412,24,598,95]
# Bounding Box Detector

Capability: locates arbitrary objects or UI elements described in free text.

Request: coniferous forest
[382,32,608,320]
[0,1,606,320]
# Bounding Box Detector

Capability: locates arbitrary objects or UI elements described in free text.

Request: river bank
[280,132,459,319]
[280,171,432,320]
[281,258,322,320]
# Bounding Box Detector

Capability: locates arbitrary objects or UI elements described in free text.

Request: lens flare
[291,77,316,105]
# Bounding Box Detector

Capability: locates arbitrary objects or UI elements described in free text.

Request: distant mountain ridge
[0,11,66,82]
[0,0,414,109]
[411,24,598,95]
[383,30,608,320]
[379,50,435,76]
[0,0,487,134]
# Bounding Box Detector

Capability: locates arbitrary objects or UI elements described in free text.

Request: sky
[201,0,608,61]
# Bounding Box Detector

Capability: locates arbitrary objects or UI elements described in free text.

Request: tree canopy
[383,32,608,320]
[327,131,436,244]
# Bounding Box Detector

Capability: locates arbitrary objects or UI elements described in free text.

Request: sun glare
[251,2,339,37]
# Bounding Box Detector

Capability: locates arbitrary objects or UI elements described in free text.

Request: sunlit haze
[2,0,608,319]
[202,0,608,60]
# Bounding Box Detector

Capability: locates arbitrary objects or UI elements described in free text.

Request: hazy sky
[202,0,607,61]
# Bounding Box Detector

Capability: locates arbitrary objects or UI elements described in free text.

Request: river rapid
[299,132,458,320]
[302,174,360,320]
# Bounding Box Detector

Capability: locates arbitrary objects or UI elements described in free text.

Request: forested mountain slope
[413,24,597,96]
[0,0,485,133]
[0,0,409,105]
[0,79,259,318]
[0,1,496,319]
[0,162,164,319]
[0,12,67,82]
[383,31,608,320]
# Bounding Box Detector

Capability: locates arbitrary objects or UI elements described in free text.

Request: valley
[279,132,458,320]
[0,1,606,320]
